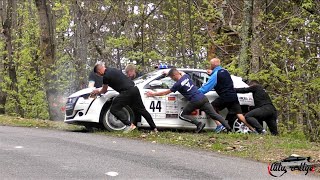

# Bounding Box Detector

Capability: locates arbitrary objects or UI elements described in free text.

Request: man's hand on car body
[146,91,156,97]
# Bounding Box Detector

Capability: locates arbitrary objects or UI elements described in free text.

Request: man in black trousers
[91,63,158,133]
[235,80,278,135]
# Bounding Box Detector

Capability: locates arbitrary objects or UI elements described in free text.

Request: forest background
[0,0,319,141]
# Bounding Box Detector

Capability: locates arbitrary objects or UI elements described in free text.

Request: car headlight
[65,97,79,110]
[67,97,78,104]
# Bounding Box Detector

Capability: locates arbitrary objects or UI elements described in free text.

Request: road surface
[0,126,317,179]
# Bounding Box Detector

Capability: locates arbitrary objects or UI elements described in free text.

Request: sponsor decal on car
[167,96,176,101]
[166,114,178,118]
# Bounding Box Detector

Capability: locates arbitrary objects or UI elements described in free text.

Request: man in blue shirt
[146,68,231,133]
[198,58,254,133]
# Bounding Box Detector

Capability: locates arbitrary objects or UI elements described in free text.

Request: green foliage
[127,51,144,61]
[301,0,314,9]
[251,1,320,141]
[53,0,82,95]
[52,2,71,33]
[106,36,135,48]
[0,0,318,141]
[1,1,48,119]
[278,123,307,141]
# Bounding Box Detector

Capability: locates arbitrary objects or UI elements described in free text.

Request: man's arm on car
[92,84,108,95]
[235,86,256,93]
[99,84,108,94]
[198,71,218,94]
[146,89,172,97]
[88,81,95,88]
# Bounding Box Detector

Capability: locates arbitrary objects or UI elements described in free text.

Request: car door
[141,74,184,127]
[184,70,220,127]
[143,70,219,128]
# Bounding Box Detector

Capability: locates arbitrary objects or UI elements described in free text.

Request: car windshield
[134,70,160,85]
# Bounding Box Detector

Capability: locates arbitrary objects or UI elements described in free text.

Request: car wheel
[101,106,134,131]
[232,118,252,134]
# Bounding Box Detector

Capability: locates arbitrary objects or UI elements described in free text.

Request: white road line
[105,171,119,177]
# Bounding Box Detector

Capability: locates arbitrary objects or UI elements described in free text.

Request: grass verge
[0,115,82,131]
[0,114,319,175]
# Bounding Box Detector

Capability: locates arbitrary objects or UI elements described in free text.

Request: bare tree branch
[293,39,320,45]
[136,0,165,31]
[291,0,320,16]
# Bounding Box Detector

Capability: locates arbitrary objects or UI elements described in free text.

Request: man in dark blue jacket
[198,58,254,133]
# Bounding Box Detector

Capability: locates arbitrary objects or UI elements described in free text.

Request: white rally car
[64,68,254,133]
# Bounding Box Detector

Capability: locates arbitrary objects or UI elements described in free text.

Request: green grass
[0,114,319,174]
[99,130,320,165]
[0,114,82,131]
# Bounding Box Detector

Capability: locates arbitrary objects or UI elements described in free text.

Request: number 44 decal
[150,101,162,112]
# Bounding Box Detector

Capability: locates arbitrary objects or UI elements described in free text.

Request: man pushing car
[146,68,231,133]
[91,63,158,133]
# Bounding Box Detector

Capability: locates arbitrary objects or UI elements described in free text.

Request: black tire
[100,105,134,131]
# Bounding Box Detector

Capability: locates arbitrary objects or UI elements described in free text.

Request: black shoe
[195,122,206,133]
[226,128,232,133]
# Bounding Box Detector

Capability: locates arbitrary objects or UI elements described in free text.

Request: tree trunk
[141,2,145,67]
[251,0,263,73]
[72,0,88,91]
[116,48,121,69]
[188,0,196,68]
[238,0,253,77]
[35,0,61,120]
[176,0,186,66]
[2,0,23,116]
[0,0,7,114]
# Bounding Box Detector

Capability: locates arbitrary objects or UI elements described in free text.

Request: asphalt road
[0,126,318,180]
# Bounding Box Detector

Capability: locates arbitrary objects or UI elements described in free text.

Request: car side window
[145,71,210,90]
[185,71,210,88]
[145,74,175,89]
[159,77,175,89]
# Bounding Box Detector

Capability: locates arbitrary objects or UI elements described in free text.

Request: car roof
[152,68,247,88]
[157,68,206,72]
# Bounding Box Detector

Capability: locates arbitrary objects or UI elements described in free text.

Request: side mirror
[149,80,163,87]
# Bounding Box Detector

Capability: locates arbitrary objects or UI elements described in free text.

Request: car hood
[68,87,117,98]
[68,88,95,98]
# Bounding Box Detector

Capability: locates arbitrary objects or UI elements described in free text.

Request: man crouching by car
[234,80,279,135]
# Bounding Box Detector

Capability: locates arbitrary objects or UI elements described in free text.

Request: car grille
[66,109,74,116]
[65,97,79,117]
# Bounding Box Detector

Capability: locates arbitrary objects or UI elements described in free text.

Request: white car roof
[155,68,249,88]
[68,68,249,98]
